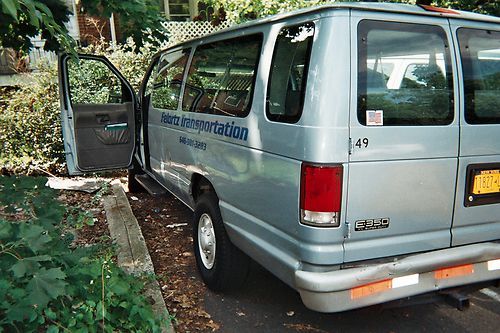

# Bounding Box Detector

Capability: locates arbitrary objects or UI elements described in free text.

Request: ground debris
[283,323,329,333]
[127,191,220,332]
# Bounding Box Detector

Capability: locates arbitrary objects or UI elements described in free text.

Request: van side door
[449,21,500,246]
[344,12,459,262]
[59,54,137,174]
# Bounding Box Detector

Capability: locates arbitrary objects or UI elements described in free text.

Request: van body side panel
[344,12,460,262]
[294,15,351,165]
[148,111,181,193]
[449,20,500,246]
[166,15,350,275]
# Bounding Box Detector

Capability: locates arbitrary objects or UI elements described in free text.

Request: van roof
[167,2,499,51]
[163,2,500,53]
[240,2,500,26]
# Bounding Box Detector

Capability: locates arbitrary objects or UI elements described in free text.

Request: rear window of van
[357,20,454,126]
[458,28,500,124]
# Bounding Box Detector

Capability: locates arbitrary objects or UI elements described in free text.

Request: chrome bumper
[295,242,500,312]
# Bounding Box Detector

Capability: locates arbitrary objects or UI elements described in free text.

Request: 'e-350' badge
[355,218,390,231]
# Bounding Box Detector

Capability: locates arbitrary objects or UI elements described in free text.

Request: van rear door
[344,12,459,262]
[449,22,500,246]
[59,54,136,175]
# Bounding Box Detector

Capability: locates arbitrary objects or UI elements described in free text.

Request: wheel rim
[198,213,216,269]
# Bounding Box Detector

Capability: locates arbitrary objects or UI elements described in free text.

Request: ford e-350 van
[58,3,500,312]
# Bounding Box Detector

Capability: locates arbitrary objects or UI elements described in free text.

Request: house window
[163,0,197,21]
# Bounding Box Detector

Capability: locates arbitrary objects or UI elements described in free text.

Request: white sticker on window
[366,110,383,126]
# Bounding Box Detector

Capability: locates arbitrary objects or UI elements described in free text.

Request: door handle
[96,114,110,124]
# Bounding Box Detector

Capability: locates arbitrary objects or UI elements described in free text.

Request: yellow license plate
[473,169,500,195]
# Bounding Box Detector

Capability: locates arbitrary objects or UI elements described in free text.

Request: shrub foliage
[0,176,165,332]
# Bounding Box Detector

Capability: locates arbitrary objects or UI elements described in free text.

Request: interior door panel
[73,103,134,170]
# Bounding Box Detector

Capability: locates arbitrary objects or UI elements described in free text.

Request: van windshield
[458,28,500,124]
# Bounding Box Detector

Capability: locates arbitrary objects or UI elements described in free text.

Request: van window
[266,22,315,123]
[358,21,454,126]
[152,49,190,110]
[458,28,500,124]
[67,58,123,104]
[182,34,262,117]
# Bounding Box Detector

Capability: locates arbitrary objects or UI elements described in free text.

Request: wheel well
[191,174,216,203]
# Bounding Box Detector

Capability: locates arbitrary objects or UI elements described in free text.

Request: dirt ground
[126,190,221,332]
[58,189,110,248]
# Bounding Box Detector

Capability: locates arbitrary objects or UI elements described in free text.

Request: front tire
[193,192,249,291]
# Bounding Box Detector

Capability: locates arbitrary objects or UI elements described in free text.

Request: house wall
[76,4,115,45]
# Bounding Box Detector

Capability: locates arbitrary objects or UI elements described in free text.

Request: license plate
[472,169,500,195]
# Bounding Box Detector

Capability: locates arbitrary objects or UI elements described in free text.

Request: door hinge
[344,220,351,239]
[348,138,353,155]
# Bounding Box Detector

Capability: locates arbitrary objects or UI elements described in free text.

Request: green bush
[0,176,166,332]
[0,38,163,175]
[0,65,64,175]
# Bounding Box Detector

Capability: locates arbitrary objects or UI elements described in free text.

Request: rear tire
[193,192,249,291]
[127,158,144,193]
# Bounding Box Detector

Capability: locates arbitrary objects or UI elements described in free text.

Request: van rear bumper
[295,242,500,312]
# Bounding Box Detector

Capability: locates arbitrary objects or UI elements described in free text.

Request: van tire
[193,192,249,291]
[127,158,144,193]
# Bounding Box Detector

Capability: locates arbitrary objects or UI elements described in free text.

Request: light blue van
[59,3,500,312]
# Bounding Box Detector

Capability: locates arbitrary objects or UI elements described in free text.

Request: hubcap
[197,213,216,269]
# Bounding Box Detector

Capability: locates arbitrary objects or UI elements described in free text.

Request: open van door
[58,54,137,175]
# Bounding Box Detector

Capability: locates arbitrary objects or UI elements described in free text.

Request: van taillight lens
[300,164,343,227]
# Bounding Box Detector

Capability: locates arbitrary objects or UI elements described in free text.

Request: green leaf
[26,267,67,308]
[19,223,52,253]
[46,325,59,333]
[11,255,51,277]
[21,0,39,28]
[0,221,13,240]
[11,260,38,278]
[0,279,12,299]
[10,287,26,299]
[44,307,57,320]
[34,1,53,17]
[4,304,35,325]
[1,0,18,20]
[109,279,130,296]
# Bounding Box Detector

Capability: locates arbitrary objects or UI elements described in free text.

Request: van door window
[68,58,125,104]
[152,48,190,110]
[182,34,262,117]
[458,28,500,124]
[357,21,454,126]
[266,22,315,123]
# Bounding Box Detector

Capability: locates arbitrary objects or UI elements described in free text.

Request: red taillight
[300,164,343,227]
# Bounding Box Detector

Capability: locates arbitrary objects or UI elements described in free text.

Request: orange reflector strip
[419,5,459,15]
[351,280,392,299]
[435,264,474,280]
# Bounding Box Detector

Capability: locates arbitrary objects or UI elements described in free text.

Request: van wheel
[127,158,144,193]
[193,192,249,291]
